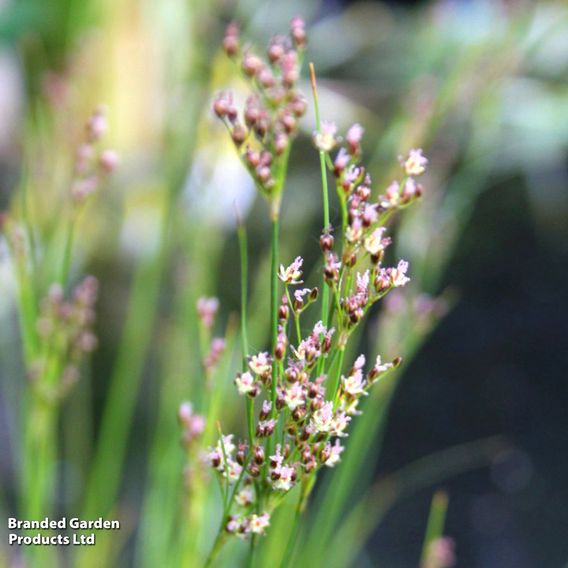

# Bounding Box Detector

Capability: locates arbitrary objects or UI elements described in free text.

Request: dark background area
[376,176,568,567]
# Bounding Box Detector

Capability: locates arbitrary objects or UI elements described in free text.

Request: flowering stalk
[421,492,455,568]
[193,17,429,566]
[310,63,331,379]
[2,107,117,568]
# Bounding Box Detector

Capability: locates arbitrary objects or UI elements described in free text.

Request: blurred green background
[1,0,568,566]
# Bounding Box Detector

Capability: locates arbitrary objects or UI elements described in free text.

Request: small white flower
[345,218,363,243]
[249,352,272,375]
[279,256,304,284]
[235,371,255,395]
[342,370,367,396]
[294,288,311,303]
[284,382,305,410]
[313,320,326,336]
[271,465,296,491]
[364,228,389,256]
[311,402,335,433]
[356,271,370,295]
[226,516,241,534]
[249,513,270,535]
[403,148,428,176]
[313,121,338,152]
[373,355,393,375]
[346,123,364,148]
[402,177,418,199]
[324,440,345,468]
[390,260,410,288]
[362,203,378,225]
[224,459,242,482]
[331,411,351,437]
[340,397,361,416]
[269,446,285,468]
[235,488,254,507]
[380,181,401,208]
[354,354,366,370]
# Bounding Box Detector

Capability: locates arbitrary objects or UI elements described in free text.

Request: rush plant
[178,19,429,567]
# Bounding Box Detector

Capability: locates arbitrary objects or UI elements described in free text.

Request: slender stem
[420,491,449,565]
[269,214,279,415]
[237,219,250,361]
[203,529,227,568]
[280,474,316,568]
[59,212,77,285]
[264,212,280,469]
[280,492,303,568]
[331,347,345,407]
[247,535,257,568]
[310,63,331,377]
[237,217,256,447]
[285,287,301,345]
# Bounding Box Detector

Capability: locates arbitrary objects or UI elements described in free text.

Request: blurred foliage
[1,0,568,567]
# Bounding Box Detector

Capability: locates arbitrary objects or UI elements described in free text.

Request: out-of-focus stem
[238,217,256,447]
[280,474,316,568]
[420,491,449,566]
[58,213,76,285]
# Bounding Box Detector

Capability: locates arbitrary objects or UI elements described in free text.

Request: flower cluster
[33,276,99,398]
[213,19,307,207]
[178,402,205,448]
[205,308,401,534]
[318,126,428,340]
[72,106,119,203]
[196,296,225,377]
[187,18,430,556]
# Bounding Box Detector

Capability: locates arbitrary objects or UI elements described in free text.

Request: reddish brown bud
[236,443,247,465]
[213,98,228,118]
[223,22,240,57]
[275,133,289,156]
[242,53,263,77]
[275,343,285,361]
[232,124,248,146]
[292,406,306,422]
[267,43,284,63]
[254,445,265,464]
[320,232,334,252]
[279,304,289,321]
[290,17,307,48]
[290,94,307,117]
[258,68,275,89]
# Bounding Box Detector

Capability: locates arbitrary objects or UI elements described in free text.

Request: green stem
[420,491,449,566]
[203,530,227,568]
[238,222,250,361]
[58,213,77,286]
[247,535,257,568]
[310,63,331,376]
[280,474,316,568]
[269,214,279,414]
[330,347,345,406]
[285,287,301,345]
[237,220,256,448]
[266,211,280,475]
